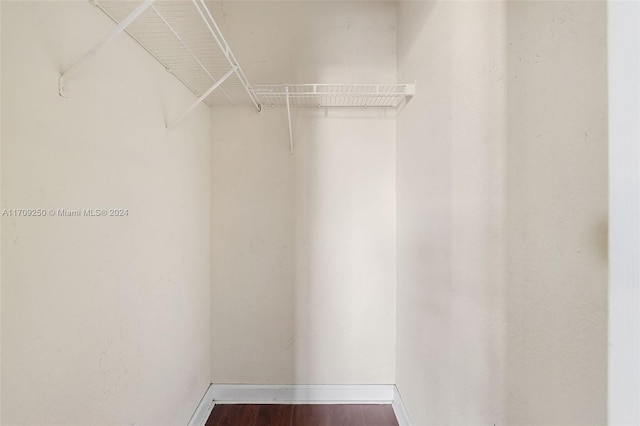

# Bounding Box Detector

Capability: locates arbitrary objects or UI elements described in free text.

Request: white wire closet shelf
[59,0,415,130]
[95,0,260,110]
[59,0,261,128]
[255,84,416,108]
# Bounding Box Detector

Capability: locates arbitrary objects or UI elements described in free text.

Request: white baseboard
[188,383,411,425]
[392,385,412,426]
[187,384,215,426]
[210,384,395,405]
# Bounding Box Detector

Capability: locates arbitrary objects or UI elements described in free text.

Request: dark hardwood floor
[205,404,399,426]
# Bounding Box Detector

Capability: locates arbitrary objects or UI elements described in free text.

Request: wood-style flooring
[205,404,399,426]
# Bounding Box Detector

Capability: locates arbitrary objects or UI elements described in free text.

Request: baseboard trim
[392,385,412,426]
[189,383,411,425]
[210,384,395,405]
[187,384,215,426]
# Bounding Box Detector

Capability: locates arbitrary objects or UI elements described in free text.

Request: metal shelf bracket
[59,0,155,98]
[285,85,294,155]
[254,83,416,155]
[167,66,237,128]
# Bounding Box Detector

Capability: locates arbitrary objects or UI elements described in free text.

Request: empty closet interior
[1,1,609,425]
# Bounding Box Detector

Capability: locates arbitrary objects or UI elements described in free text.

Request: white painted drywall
[504,3,608,423]
[1,2,211,424]
[608,2,640,424]
[396,1,607,425]
[209,1,397,385]
[396,2,508,423]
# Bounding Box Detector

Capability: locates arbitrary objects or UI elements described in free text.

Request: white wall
[504,3,607,424]
[209,1,397,385]
[396,2,508,423]
[608,2,640,424]
[1,2,211,424]
[396,1,607,425]
[0,1,612,424]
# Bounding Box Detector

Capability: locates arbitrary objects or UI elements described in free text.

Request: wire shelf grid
[95,0,261,110]
[254,84,415,109]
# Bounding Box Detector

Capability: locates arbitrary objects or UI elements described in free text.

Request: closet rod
[59,0,155,98]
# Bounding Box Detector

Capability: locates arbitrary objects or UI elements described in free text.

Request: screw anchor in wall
[58,76,70,98]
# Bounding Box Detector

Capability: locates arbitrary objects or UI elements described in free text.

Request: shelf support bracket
[285,85,294,155]
[167,66,237,128]
[58,0,155,98]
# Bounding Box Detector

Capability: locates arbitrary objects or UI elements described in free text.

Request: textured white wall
[209,1,397,385]
[0,1,611,424]
[396,1,607,425]
[504,3,607,424]
[396,2,508,423]
[1,2,211,424]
